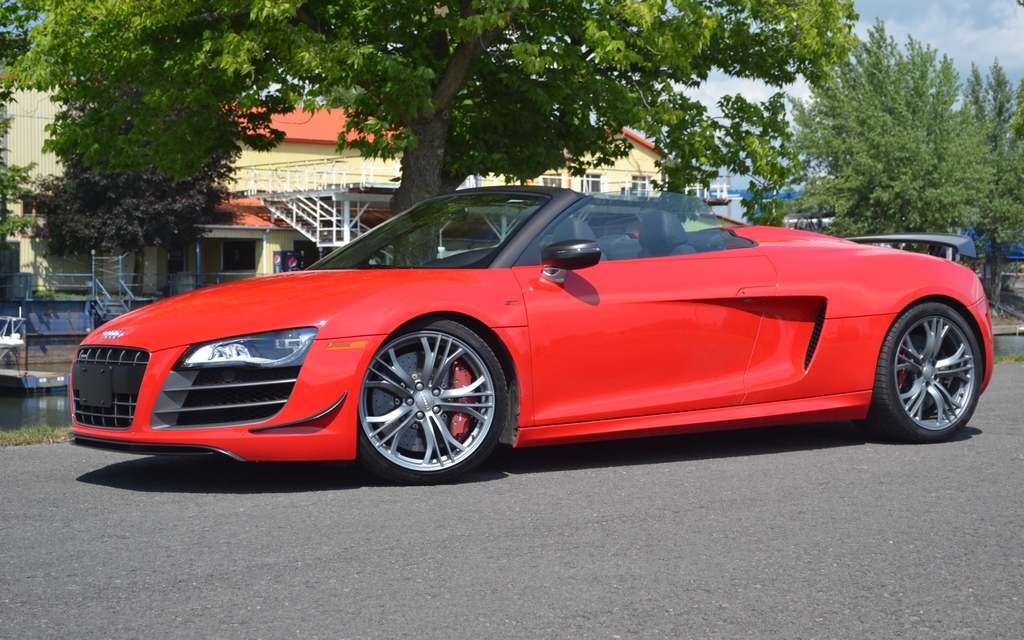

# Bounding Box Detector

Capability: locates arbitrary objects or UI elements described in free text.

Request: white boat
[0,315,25,360]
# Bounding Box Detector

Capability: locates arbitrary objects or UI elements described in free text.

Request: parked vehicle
[69,187,992,483]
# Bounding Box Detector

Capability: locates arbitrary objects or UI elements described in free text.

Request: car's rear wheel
[357,319,507,484]
[858,302,981,443]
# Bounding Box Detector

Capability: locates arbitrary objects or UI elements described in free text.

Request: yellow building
[2,92,664,299]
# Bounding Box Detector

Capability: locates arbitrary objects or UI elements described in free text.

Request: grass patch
[995,353,1024,364]
[0,426,72,447]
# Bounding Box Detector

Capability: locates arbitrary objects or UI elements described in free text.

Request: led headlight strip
[178,327,318,369]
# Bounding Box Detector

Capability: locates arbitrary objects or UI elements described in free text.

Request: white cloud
[685,76,811,120]
[855,0,1024,82]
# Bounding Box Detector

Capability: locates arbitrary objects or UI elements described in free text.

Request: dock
[0,368,69,391]
[993,325,1024,336]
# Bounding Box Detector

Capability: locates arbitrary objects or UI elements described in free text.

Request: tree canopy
[965,60,1024,306]
[791,22,985,237]
[0,1,37,250]
[14,0,857,217]
[33,153,233,258]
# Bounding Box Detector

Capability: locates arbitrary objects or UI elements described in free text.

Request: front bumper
[70,336,385,462]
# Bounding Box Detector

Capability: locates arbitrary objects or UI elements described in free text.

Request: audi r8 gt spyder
[70,187,993,484]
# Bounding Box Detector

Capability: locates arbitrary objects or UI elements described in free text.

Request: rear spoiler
[845,233,977,260]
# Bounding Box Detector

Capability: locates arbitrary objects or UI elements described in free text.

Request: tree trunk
[390,111,465,216]
[133,249,145,298]
[990,246,1002,307]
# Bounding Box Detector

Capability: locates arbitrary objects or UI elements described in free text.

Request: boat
[0,315,25,360]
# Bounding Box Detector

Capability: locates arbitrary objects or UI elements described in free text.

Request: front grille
[152,366,300,428]
[72,347,150,429]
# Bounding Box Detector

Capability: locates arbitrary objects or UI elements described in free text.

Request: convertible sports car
[70,187,993,484]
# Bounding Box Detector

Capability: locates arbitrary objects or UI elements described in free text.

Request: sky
[690,0,1024,193]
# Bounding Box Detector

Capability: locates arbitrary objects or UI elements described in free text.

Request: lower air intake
[151,366,301,428]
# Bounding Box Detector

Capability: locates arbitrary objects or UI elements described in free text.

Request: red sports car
[70,187,993,483]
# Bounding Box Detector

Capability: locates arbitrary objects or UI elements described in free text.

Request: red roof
[622,128,658,155]
[213,198,292,228]
[270,109,660,157]
[271,110,357,146]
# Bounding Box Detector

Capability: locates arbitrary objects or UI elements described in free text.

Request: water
[0,391,72,431]
[0,355,74,431]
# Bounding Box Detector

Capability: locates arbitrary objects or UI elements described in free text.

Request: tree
[15,0,857,217]
[0,0,38,251]
[33,153,233,276]
[965,60,1024,307]
[791,22,985,237]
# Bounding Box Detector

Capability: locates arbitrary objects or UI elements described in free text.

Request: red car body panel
[70,222,993,462]
[512,249,777,424]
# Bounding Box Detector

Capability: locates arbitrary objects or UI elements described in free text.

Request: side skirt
[513,391,872,447]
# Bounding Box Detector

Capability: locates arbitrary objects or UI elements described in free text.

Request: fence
[0,271,260,301]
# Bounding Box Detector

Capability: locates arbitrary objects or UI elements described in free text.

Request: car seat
[638,210,695,257]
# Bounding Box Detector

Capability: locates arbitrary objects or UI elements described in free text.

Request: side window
[515,194,732,266]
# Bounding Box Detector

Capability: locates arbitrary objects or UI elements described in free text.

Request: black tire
[858,302,981,443]
[356,319,508,484]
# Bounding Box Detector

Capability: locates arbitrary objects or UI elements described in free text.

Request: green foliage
[791,22,985,237]
[0,106,35,252]
[0,211,32,250]
[14,0,857,215]
[0,2,41,250]
[0,0,36,104]
[964,60,1024,306]
[33,152,233,257]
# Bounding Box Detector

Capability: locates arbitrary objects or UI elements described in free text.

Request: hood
[84,270,433,352]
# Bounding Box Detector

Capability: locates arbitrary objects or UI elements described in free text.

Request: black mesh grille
[175,404,283,426]
[72,347,150,429]
[156,366,300,427]
[182,381,294,408]
[805,305,827,370]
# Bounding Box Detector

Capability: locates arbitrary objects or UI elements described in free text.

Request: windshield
[310,193,547,269]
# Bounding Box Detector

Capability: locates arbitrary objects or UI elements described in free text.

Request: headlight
[177,328,318,369]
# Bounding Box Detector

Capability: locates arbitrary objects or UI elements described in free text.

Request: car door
[512,248,777,426]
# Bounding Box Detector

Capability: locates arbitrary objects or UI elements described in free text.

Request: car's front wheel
[859,302,981,443]
[357,319,508,484]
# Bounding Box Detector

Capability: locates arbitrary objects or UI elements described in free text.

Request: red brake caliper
[448,361,472,442]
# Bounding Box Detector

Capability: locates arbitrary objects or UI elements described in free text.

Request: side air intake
[805,305,826,370]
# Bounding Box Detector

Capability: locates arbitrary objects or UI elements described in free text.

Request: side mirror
[541,240,601,284]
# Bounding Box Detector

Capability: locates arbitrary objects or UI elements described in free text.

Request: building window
[630,175,651,195]
[222,240,256,271]
[582,174,602,194]
[167,250,186,273]
[541,175,562,188]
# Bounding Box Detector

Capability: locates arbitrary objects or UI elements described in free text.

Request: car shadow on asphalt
[75,421,981,493]
[76,455,374,494]
[472,421,982,479]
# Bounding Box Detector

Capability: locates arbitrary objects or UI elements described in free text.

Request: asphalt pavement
[2,366,1023,639]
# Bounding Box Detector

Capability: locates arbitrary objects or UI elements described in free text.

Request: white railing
[237,159,681,249]
[685,177,741,202]
[238,157,402,196]
[259,192,378,247]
